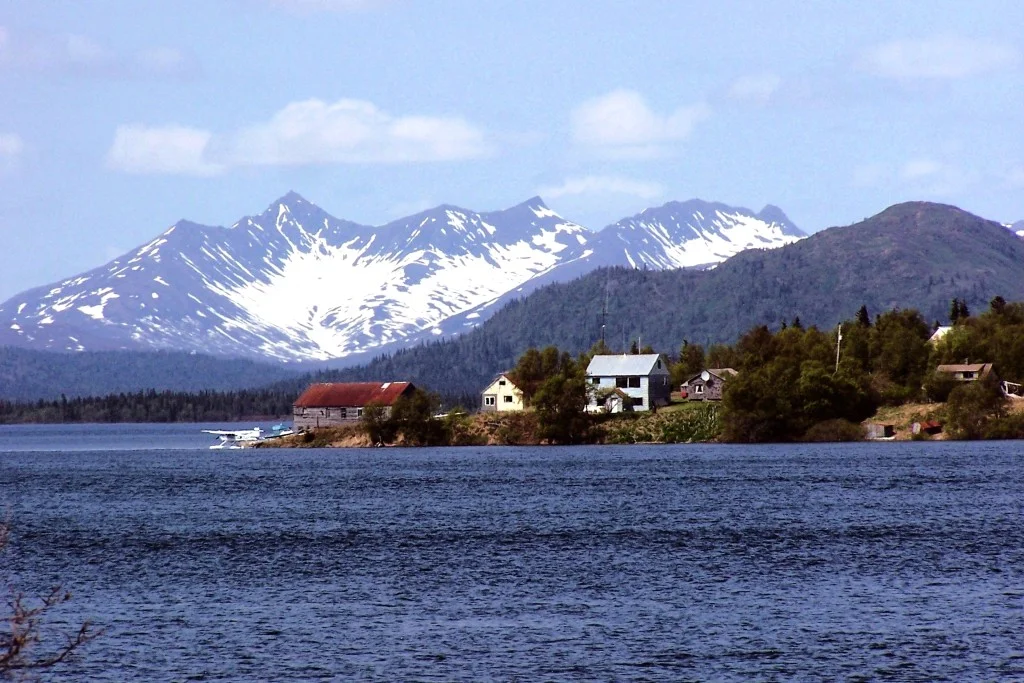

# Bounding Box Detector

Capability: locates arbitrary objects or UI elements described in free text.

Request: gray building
[585,354,672,413]
[682,368,738,401]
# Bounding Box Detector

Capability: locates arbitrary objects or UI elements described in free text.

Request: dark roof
[683,368,739,384]
[293,382,414,408]
[936,363,993,376]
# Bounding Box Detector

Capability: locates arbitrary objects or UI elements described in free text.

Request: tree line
[0,388,295,424]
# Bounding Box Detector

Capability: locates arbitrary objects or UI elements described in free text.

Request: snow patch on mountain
[584,199,805,270]
[0,193,591,361]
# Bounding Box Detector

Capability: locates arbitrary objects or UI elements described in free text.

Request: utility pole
[834,323,843,374]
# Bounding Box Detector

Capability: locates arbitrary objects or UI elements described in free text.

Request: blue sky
[1,0,1022,302]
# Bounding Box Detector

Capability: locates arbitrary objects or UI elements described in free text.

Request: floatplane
[202,424,295,449]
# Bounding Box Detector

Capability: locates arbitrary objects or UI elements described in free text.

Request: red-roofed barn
[293,382,416,429]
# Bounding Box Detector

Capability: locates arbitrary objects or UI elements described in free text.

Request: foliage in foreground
[1,521,101,673]
[602,404,721,444]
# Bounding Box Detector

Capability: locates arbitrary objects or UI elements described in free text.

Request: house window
[357,408,363,418]
[484,396,496,406]
[636,397,644,406]
[340,408,348,419]
[504,395,514,403]
[591,377,600,384]
[499,379,506,386]
[656,359,662,369]
[616,376,628,388]
[628,377,641,388]
[962,372,975,379]
[695,385,704,394]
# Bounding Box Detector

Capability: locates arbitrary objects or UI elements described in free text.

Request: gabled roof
[586,354,666,376]
[683,368,739,384]
[928,326,953,343]
[293,382,414,408]
[935,363,993,376]
[481,373,523,394]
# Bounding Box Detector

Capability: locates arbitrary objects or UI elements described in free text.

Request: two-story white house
[585,354,672,413]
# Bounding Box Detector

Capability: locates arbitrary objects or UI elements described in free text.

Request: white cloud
[858,36,1019,80]
[64,34,111,69]
[107,98,490,175]
[135,47,195,77]
[728,73,782,103]
[852,158,976,196]
[106,125,224,176]
[220,98,490,165]
[538,175,664,201]
[0,26,194,79]
[570,89,710,158]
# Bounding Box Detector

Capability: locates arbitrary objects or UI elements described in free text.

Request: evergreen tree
[856,305,871,327]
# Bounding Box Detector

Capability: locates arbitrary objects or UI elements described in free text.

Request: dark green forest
[0,388,295,423]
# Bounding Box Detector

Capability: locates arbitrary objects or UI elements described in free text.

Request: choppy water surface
[2,426,1023,680]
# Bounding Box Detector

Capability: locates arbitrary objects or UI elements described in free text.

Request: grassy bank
[261,402,723,448]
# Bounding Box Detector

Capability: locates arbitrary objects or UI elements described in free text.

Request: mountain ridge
[300,201,1024,399]
[0,193,797,362]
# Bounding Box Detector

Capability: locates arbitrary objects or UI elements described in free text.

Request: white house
[480,373,525,412]
[585,354,671,413]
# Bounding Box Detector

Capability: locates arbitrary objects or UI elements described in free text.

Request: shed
[866,423,896,439]
[292,381,415,429]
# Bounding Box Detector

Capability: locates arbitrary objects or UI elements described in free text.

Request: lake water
[2,424,1023,680]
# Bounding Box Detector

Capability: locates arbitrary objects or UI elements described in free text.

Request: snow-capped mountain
[0,194,801,362]
[1010,220,1024,238]
[583,199,804,270]
[394,200,806,340]
[0,193,590,361]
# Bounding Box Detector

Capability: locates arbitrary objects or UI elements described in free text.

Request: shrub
[982,412,1024,440]
[946,374,1007,439]
[801,419,865,442]
[922,371,959,403]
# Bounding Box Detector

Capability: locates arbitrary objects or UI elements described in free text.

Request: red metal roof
[293,382,414,408]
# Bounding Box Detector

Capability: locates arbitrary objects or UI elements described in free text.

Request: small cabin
[481,373,525,412]
[292,381,415,430]
[682,368,738,401]
[934,363,994,382]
